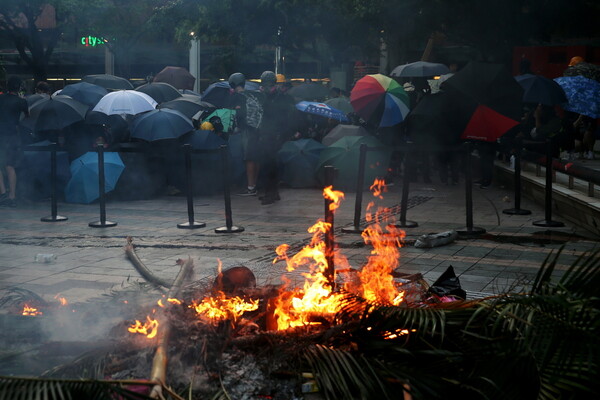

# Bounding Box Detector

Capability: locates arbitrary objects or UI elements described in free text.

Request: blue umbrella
[130,108,194,141]
[65,151,125,203]
[515,74,567,106]
[277,139,326,188]
[22,140,71,199]
[59,82,108,107]
[202,81,260,108]
[554,75,600,119]
[295,101,350,122]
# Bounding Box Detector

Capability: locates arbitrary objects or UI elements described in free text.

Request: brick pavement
[1,180,599,306]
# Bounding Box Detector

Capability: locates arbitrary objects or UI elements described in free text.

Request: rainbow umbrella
[350,74,410,127]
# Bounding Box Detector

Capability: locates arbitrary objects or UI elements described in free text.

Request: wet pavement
[1,178,599,306]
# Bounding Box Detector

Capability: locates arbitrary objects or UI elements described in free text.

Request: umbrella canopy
[440,62,523,142]
[390,61,450,78]
[202,81,259,108]
[130,108,194,141]
[135,82,182,104]
[295,101,350,122]
[197,108,236,132]
[82,74,133,90]
[183,129,227,150]
[514,74,567,106]
[317,135,391,190]
[322,124,370,146]
[278,138,326,188]
[92,90,157,115]
[350,74,410,127]
[554,75,600,119]
[65,151,125,203]
[26,95,88,133]
[26,93,49,108]
[59,82,108,107]
[159,96,215,119]
[153,66,196,90]
[288,83,329,101]
[22,140,71,199]
[324,97,354,114]
[404,92,460,146]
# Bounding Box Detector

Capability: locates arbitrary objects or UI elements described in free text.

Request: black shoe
[0,198,16,207]
[0,192,8,201]
[259,193,280,201]
[261,196,277,205]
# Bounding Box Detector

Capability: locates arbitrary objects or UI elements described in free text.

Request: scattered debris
[414,230,458,248]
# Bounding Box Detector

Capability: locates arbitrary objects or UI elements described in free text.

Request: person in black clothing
[258,70,296,205]
[0,77,28,207]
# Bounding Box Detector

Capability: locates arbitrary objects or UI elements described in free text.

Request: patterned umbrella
[295,101,349,122]
[554,75,600,119]
[350,74,410,127]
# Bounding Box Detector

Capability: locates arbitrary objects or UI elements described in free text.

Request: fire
[128,316,159,339]
[22,304,42,316]
[192,291,259,323]
[357,181,406,305]
[370,178,387,199]
[323,185,345,211]
[54,294,68,306]
[158,297,182,308]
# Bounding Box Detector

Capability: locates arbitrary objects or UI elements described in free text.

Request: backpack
[242,91,263,129]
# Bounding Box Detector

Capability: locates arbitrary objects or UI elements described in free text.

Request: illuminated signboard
[80,36,106,47]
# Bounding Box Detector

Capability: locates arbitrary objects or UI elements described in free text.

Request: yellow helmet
[276,73,286,83]
[200,121,214,131]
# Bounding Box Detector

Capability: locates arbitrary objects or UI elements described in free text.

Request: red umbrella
[153,66,196,90]
[441,62,523,142]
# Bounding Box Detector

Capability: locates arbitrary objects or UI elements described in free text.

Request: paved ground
[1,176,599,307]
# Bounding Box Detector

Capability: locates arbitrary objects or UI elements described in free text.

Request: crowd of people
[0,55,597,207]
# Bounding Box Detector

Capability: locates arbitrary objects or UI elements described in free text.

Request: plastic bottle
[34,254,57,264]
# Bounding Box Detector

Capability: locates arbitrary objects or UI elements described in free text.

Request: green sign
[80,36,106,47]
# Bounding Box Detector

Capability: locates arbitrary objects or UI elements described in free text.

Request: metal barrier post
[503,138,531,215]
[89,145,117,228]
[324,165,336,290]
[215,145,244,233]
[457,142,486,236]
[342,144,367,234]
[178,144,206,229]
[395,147,418,228]
[41,143,68,222]
[533,140,564,227]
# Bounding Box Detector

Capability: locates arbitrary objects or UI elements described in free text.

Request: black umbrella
[514,74,567,106]
[390,61,450,78]
[26,95,88,133]
[288,83,329,101]
[159,95,215,119]
[26,93,49,108]
[441,62,523,142]
[405,92,458,145]
[201,81,259,108]
[59,82,108,107]
[135,82,182,104]
[82,74,133,90]
[153,66,196,90]
[130,108,194,141]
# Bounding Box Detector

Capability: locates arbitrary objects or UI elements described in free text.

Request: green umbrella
[198,108,236,132]
[316,136,391,191]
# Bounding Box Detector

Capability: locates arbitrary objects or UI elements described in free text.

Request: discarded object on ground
[414,230,458,248]
[427,265,466,300]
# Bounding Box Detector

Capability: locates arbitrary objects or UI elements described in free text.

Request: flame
[128,316,159,339]
[22,304,42,316]
[323,185,345,211]
[370,178,387,199]
[192,291,259,323]
[54,294,68,306]
[167,298,182,305]
[383,329,416,339]
[357,182,406,305]
[157,299,165,308]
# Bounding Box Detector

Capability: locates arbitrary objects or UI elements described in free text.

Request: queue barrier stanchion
[215,145,244,233]
[456,142,486,236]
[503,138,531,216]
[41,142,68,222]
[393,146,418,228]
[177,144,206,229]
[342,144,367,234]
[89,144,117,228]
[323,165,336,291]
[533,140,564,227]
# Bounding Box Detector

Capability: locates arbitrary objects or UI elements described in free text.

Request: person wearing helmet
[229,72,264,196]
[257,70,297,205]
[200,121,214,131]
